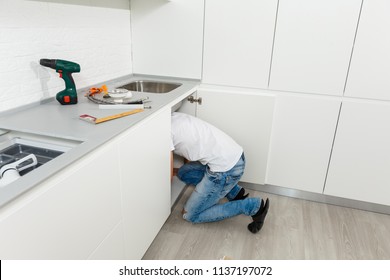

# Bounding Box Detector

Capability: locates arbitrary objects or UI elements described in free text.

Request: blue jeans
[177,154,261,223]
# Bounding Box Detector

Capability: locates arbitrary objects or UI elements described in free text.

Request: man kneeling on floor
[170,112,269,233]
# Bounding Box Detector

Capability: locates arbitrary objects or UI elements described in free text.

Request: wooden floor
[143,186,390,260]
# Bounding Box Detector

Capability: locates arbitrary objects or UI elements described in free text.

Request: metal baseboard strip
[240,182,390,216]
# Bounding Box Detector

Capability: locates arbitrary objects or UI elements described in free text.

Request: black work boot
[231,188,249,201]
[247,198,269,234]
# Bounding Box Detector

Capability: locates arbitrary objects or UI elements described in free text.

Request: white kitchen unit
[88,221,126,260]
[324,100,390,206]
[193,86,275,185]
[0,109,172,259]
[202,0,278,88]
[266,94,341,193]
[130,0,204,79]
[0,73,197,259]
[117,108,171,259]
[0,142,123,259]
[345,0,390,101]
[269,0,362,95]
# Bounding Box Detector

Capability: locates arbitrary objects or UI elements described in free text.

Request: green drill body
[40,59,81,105]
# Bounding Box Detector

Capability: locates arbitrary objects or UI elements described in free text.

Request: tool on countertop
[97,96,151,109]
[98,104,150,110]
[124,97,150,104]
[86,88,151,109]
[88,84,108,96]
[79,109,144,124]
[40,58,81,105]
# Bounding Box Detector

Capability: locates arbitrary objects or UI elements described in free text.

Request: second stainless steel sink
[0,143,63,175]
[120,80,182,94]
[0,130,81,176]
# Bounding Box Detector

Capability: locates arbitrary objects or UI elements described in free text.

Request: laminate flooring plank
[301,200,338,259]
[143,187,390,260]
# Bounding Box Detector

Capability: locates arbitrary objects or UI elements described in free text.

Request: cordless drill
[40,59,81,105]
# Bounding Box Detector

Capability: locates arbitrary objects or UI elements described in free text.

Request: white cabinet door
[131,0,204,79]
[88,221,126,260]
[266,95,341,193]
[178,93,197,116]
[195,86,275,184]
[118,109,171,259]
[202,0,278,88]
[269,0,361,95]
[345,0,390,101]
[0,143,123,259]
[325,100,390,206]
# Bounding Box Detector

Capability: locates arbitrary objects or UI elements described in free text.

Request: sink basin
[0,143,64,174]
[120,80,182,94]
[0,130,81,176]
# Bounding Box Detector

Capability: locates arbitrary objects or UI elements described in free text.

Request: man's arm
[171,151,181,181]
[171,151,174,181]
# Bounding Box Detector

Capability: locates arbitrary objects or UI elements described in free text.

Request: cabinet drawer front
[196,87,275,184]
[202,0,278,88]
[325,100,390,205]
[345,0,390,101]
[269,0,361,95]
[266,95,341,193]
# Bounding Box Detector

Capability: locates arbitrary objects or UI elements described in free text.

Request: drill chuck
[39,59,57,69]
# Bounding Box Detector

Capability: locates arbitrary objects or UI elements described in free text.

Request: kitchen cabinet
[202,0,278,88]
[0,142,123,259]
[269,0,361,95]
[345,0,390,101]
[117,108,171,259]
[0,73,198,259]
[88,221,126,260]
[131,0,204,79]
[0,108,172,259]
[187,86,275,185]
[266,95,341,193]
[324,100,390,206]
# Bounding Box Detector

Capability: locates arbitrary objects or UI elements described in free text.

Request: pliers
[87,84,108,96]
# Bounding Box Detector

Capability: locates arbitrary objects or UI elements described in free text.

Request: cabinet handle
[187,96,202,105]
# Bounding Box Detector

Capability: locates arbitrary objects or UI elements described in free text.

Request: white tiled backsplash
[0,0,132,113]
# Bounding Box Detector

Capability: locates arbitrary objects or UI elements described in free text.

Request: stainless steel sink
[0,143,63,175]
[0,130,81,176]
[120,80,182,93]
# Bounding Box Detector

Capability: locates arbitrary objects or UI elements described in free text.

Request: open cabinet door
[195,86,275,185]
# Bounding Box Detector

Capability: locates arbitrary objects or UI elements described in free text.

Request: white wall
[0,0,132,113]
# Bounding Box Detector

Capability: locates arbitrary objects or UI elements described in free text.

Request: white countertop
[0,74,199,207]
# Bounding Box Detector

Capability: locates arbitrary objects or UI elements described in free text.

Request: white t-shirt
[171,112,243,172]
